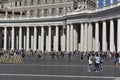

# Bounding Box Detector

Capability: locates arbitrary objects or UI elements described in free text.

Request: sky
[98,0,118,8]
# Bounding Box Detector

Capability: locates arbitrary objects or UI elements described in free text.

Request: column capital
[80,22,84,24]
[55,25,59,27]
[40,25,44,27]
[102,20,107,22]
[4,26,7,28]
[11,26,15,28]
[5,11,8,19]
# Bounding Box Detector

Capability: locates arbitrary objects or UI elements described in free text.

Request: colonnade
[66,18,120,52]
[1,26,65,52]
[79,18,120,52]
[1,18,120,52]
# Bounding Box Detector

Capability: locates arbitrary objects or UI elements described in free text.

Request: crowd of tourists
[0,49,120,72]
[81,51,120,72]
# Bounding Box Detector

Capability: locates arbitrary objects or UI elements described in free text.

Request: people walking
[114,52,119,67]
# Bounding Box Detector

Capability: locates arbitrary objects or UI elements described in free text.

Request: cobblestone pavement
[0,55,119,80]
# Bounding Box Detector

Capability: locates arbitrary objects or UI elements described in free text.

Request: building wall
[5,0,97,17]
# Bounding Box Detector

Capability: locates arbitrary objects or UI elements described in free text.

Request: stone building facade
[0,0,120,53]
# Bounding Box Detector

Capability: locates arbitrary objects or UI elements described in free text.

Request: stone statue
[74,0,86,10]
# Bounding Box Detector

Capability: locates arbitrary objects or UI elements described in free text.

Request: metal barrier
[0,55,23,64]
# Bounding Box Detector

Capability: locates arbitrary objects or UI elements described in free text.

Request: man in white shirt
[94,53,101,72]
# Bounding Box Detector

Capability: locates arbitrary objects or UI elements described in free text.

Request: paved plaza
[0,55,119,80]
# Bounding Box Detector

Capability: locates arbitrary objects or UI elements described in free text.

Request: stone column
[48,26,51,51]
[33,27,37,51]
[73,26,78,51]
[49,8,51,16]
[63,7,66,14]
[84,23,88,52]
[20,11,22,19]
[56,8,59,15]
[38,28,41,50]
[102,21,107,52]
[11,27,15,50]
[117,18,120,52]
[27,10,30,18]
[88,23,93,51]
[110,19,115,52]
[70,24,74,51]
[17,1,19,6]
[26,27,30,51]
[55,26,59,51]
[34,10,37,18]
[12,11,15,19]
[95,22,99,51]
[16,29,19,49]
[4,27,7,50]
[31,28,34,50]
[5,11,8,19]
[41,26,44,51]
[19,27,22,50]
[66,24,70,51]
[61,28,66,51]
[13,2,15,6]
[0,29,2,48]
[80,23,84,51]
[23,29,26,49]
[41,9,44,17]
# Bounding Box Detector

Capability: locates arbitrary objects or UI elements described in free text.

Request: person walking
[94,53,101,72]
[88,53,93,72]
[119,56,120,69]
[114,52,119,67]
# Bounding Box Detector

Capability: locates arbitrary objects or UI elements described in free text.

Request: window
[1,4,4,8]
[23,10,27,16]
[31,0,34,5]
[37,0,41,4]
[19,1,21,6]
[24,0,27,6]
[59,0,62,2]
[15,2,17,6]
[37,9,41,17]
[30,10,34,16]
[52,0,55,3]
[59,8,63,14]
[45,0,48,4]
[10,2,12,7]
[51,8,56,15]
[44,9,48,16]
